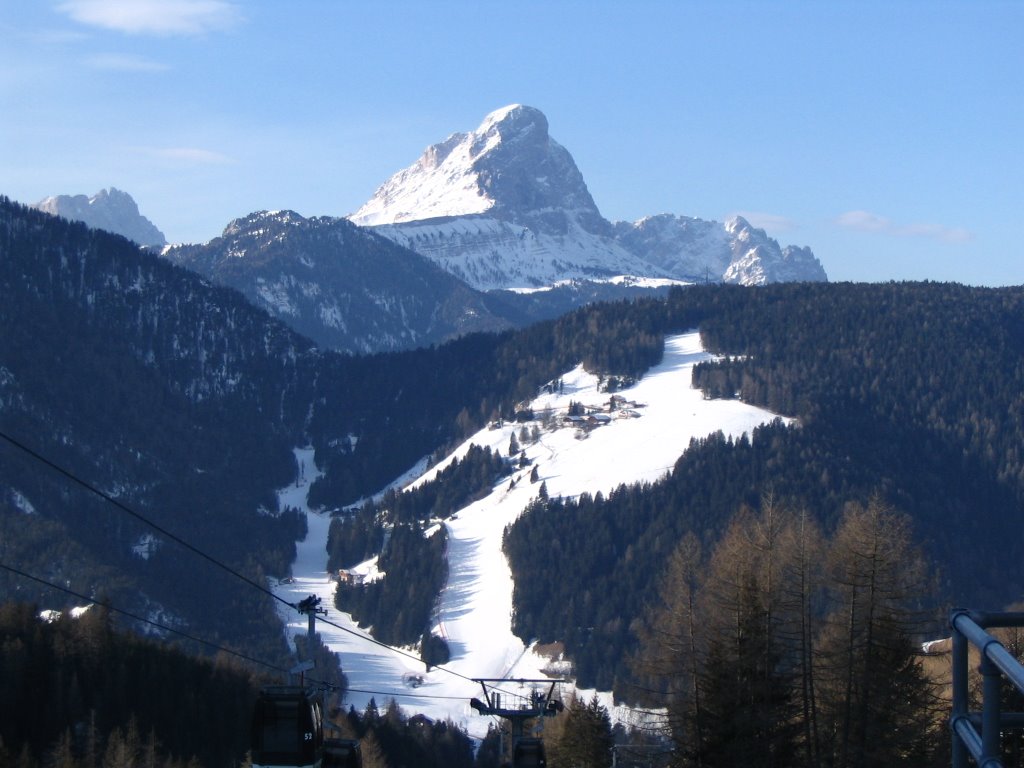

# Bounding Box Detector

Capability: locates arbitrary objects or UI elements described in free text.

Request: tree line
[327,444,513,650]
[506,280,1024,697]
[636,494,943,768]
[2,598,545,768]
[0,601,258,767]
[333,522,448,648]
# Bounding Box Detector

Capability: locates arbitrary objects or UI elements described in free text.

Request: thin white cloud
[835,209,972,244]
[138,146,234,165]
[86,52,169,72]
[57,0,242,36]
[30,28,91,44]
[728,211,799,233]
[900,222,973,243]
[156,147,233,164]
[835,210,891,233]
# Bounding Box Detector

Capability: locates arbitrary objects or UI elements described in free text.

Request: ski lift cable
[1,561,489,704]
[313,612,522,694]
[0,429,298,612]
[1,429,538,698]
[0,559,306,681]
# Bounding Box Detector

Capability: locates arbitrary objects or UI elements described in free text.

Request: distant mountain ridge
[163,209,516,353]
[617,214,824,284]
[163,206,689,354]
[30,107,825,355]
[351,104,827,289]
[34,187,166,247]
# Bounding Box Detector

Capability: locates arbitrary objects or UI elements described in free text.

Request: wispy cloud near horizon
[86,52,169,72]
[136,146,234,165]
[835,210,972,244]
[57,0,242,36]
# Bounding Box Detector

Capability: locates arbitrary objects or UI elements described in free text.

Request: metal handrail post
[947,608,1024,767]
[982,652,1003,763]
[952,627,968,768]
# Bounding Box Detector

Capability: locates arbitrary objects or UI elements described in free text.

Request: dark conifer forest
[505,282,1024,696]
[327,444,512,647]
[4,198,1024,766]
[0,600,486,768]
[0,601,259,767]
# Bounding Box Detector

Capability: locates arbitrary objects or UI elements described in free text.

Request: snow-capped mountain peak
[220,209,307,239]
[350,106,827,290]
[351,104,605,236]
[478,102,540,132]
[725,214,753,237]
[471,103,547,154]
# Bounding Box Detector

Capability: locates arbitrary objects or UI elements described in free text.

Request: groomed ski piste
[272,330,788,738]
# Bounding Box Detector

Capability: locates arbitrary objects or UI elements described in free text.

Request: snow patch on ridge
[371,216,666,292]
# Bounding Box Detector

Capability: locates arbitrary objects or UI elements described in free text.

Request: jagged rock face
[34,188,166,247]
[469,106,611,237]
[164,210,513,353]
[351,105,667,290]
[614,214,734,282]
[720,216,827,284]
[352,105,609,238]
[350,105,827,290]
[617,214,828,286]
[369,216,661,292]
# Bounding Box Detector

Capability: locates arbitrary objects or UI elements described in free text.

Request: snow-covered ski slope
[273,330,788,736]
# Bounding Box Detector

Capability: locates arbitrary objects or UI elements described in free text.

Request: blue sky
[2,0,1021,285]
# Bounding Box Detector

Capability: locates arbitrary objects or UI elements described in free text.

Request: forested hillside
[0,600,489,768]
[327,445,513,653]
[164,210,515,354]
[0,199,315,665]
[505,281,1024,696]
[0,602,259,767]
[5,199,1024,742]
[0,199,673,668]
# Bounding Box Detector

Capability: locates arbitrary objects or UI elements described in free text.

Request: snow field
[272,331,787,737]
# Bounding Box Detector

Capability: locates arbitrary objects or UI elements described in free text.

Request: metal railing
[950,609,1024,767]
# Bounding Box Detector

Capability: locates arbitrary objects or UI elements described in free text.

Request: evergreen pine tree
[816,496,940,768]
[360,730,389,768]
[634,534,705,764]
[15,742,35,768]
[548,695,614,768]
[102,722,140,768]
[696,572,798,768]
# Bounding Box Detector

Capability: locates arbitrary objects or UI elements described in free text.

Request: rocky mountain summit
[353,105,611,238]
[351,105,827,290]
[617,213,824,284]
[34,187,166,247]
[162,208,675,353]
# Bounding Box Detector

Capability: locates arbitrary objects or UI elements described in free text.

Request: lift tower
[470,678,564,768]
